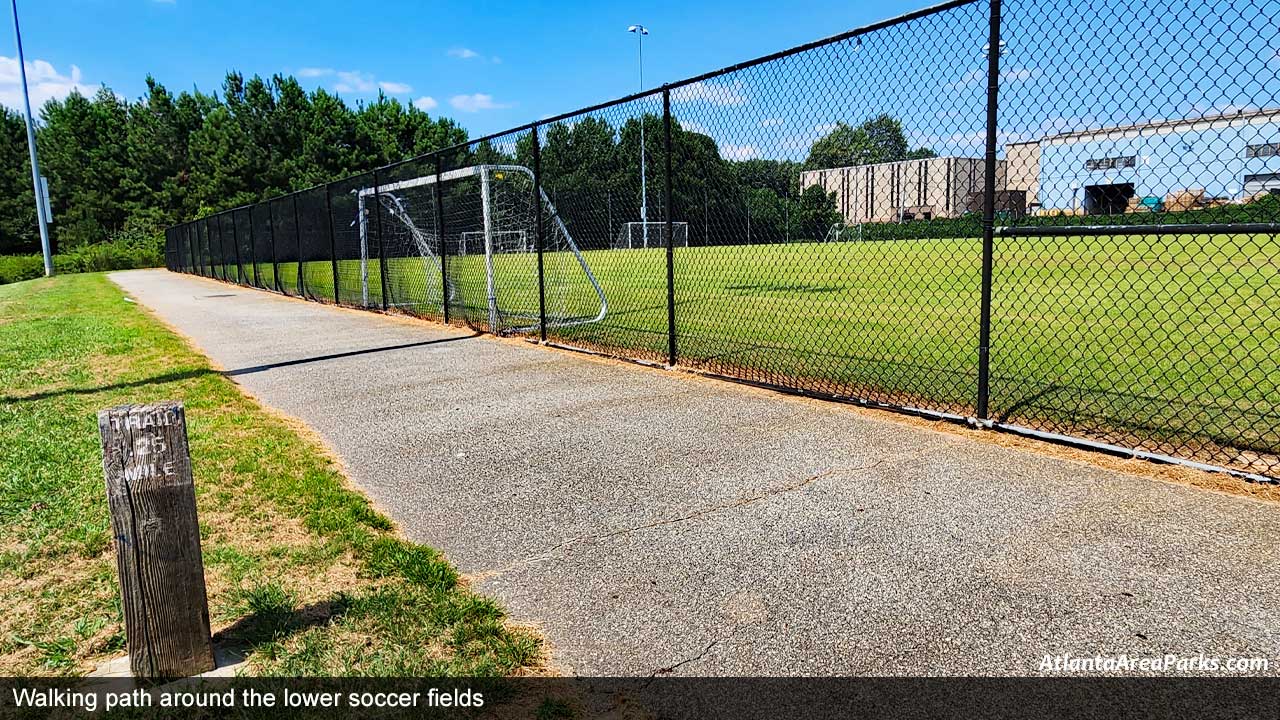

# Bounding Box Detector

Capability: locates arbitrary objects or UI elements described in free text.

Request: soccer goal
[357,164,606,335]
[822,222,863,243]
[458,230,530,255]
[613,221,689,249]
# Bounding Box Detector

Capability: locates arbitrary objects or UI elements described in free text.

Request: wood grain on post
[98,402,216,678]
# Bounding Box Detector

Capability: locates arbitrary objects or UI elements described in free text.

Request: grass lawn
[0,273,542,676]
[196,231,1279,474]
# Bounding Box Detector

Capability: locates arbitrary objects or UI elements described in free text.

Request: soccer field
[211,233,1279,465]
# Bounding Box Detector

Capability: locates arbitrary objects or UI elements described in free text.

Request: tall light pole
[627,24,648,247]
[10,0,51,276]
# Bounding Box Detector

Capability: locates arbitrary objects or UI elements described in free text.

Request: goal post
[613,221,689,249]
[356,164,606,334]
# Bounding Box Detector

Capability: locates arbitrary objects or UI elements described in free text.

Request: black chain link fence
[165,0,1280,483]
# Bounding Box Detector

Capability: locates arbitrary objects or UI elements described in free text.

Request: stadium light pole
[628,24,648,247]
[10,0,52,276]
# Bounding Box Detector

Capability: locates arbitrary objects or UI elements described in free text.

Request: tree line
[0,72,465,254]
[0,62,931,254]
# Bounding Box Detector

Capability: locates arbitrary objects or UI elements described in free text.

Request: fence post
[975,0,1002,421]
[532,125,547,341]
[292,194,305,298]
[326,184,340,304]
[98,402,216,678]
[246,210,259,288]
[663,87,677,367]
[372,169,390,311]
[269,202,281,293]
[229,213,244,285]
[434,157,449,324]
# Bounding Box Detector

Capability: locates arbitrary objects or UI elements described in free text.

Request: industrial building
[1007,107,1280,214]
[802,107,1280,222]
[799,156,1002,223]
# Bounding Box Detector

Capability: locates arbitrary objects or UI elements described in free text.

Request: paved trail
[112,269,1280,676]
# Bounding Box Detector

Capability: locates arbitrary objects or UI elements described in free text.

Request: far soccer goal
[822,222,863,243]
[613,221,689,250]
[458,230,530,255]
[356,164,606,335]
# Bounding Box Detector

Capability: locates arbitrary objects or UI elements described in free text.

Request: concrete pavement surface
[110,269,1280,676]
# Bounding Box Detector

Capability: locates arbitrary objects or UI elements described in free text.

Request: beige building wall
[1004,141,1041,206]
[800,156,1004,224]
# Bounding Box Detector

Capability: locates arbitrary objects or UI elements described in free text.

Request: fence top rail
[169,0,981,231]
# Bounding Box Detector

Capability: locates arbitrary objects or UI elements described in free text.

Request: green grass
[0,273,543,676]
[200,232,1279,469]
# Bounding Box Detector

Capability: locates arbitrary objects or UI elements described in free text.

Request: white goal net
[357,164,606,335]
[613,221,689,249]
[458,230,530,255]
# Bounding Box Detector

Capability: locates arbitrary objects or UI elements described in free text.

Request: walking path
[111,269,1280,676]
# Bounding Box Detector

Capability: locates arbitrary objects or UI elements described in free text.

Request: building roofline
[1037,107,1280,144]
[798,155,985,174]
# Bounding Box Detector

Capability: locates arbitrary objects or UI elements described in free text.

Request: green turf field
[194,233,1279,471]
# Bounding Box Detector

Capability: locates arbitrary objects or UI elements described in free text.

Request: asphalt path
[111,269,1280,676]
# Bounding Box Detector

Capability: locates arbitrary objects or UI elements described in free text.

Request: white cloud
[671,79,749,107]
[333,70,376,93]
[0,57,97,110]
[413,96,438,111]
[719,143,759,160]
[759,117,783,127]
[449,93,511,112]
[681,121,712,135]
[448,48,480,60]
[297,67,334,78]
[379,80,412,94]
[948,66,1039,90]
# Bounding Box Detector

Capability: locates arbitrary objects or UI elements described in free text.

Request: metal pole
[640,38,647,249]
[663,87,677,367]
[372,170,389,311]
[268,201,280,293]
[247,209,259,288]
[292,194,305,297]
[533,125,548,341]
[229,213,243,284]
[10,0,51,276]
[434,156,449,324]
[213,215,226,281]
[326,184,339,304]
[975,0,1002,421]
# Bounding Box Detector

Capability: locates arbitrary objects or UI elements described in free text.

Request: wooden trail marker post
[98,402,216,678]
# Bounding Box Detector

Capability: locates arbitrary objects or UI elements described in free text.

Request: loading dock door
[1243,173,1280,197]
[1083,183,1135,215]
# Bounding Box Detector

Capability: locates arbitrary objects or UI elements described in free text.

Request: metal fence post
[247,210,259,288]
[215,217,227,281]
[268,202,281,293]
[372,169,389,311]
[326,184,340,304]
[229,212,244,285]
[975,0,1002,421]
[532,124,548,341]
[434,157,449,324]
[663,87,677,367]
[292,193,305,298]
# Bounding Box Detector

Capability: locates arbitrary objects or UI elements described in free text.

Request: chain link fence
[165,0,1280,483]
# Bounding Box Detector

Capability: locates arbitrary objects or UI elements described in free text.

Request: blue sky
[3,0,934,136]
[4,0,1276,165]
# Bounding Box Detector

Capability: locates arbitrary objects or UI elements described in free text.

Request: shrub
[0,228,164,285]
